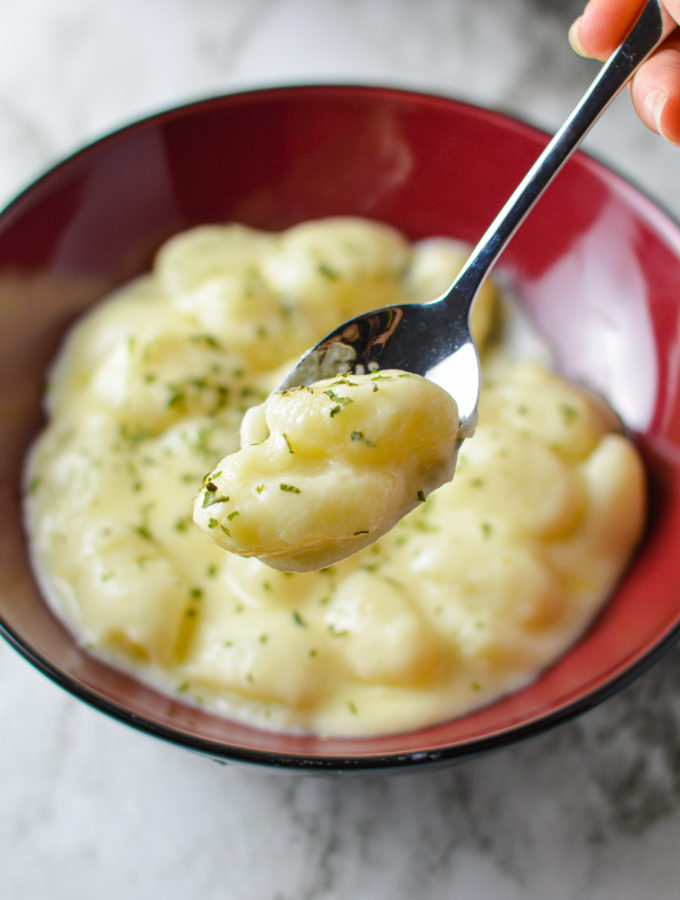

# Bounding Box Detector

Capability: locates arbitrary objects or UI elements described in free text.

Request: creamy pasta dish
[24,217,645,736]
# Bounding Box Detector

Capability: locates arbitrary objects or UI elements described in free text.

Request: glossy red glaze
[2,86,680,770]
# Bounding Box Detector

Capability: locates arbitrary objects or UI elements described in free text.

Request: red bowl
[2,86,680,771]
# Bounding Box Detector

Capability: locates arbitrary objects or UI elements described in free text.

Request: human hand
[569,1,680,144]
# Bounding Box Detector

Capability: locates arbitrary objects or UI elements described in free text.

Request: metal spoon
[278,0,671,436]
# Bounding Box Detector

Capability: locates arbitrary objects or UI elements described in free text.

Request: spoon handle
[447,0,673,308]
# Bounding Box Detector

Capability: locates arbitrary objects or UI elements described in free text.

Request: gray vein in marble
[195,0,282,74]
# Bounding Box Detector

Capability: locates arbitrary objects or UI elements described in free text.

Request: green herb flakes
[324,389,353,417]
[317,262,339,280]
[134,524,152,541]
[202,491,229,509]
[560,403,579,424]
[190,333,221,348]
[166,389,185,408]
[25,476,41,496]
[351,430,376,446]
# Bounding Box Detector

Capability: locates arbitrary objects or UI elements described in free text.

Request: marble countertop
[2,1,680,897]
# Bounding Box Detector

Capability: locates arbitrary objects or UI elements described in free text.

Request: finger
[570,1,680,61]
[569,0,647,60]
[630,34,680,143]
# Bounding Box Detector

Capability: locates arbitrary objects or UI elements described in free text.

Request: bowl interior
[2,86,680,769]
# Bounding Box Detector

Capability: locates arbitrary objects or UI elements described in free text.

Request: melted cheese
[23,218,645,736]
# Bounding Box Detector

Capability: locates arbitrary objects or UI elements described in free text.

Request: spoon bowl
[279,0,671,435]
[277,290,480,434]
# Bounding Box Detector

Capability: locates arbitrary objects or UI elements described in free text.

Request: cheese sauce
[23,218,645,736]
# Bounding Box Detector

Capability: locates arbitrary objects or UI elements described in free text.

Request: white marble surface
[2,1,680,898]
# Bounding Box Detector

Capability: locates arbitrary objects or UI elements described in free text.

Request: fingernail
[643,88,668,138]
[568,17,586,57]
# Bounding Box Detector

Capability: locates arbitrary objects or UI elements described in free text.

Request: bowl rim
[4,80,680,241]
[3,612,680,771]
[3,82,680,772]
